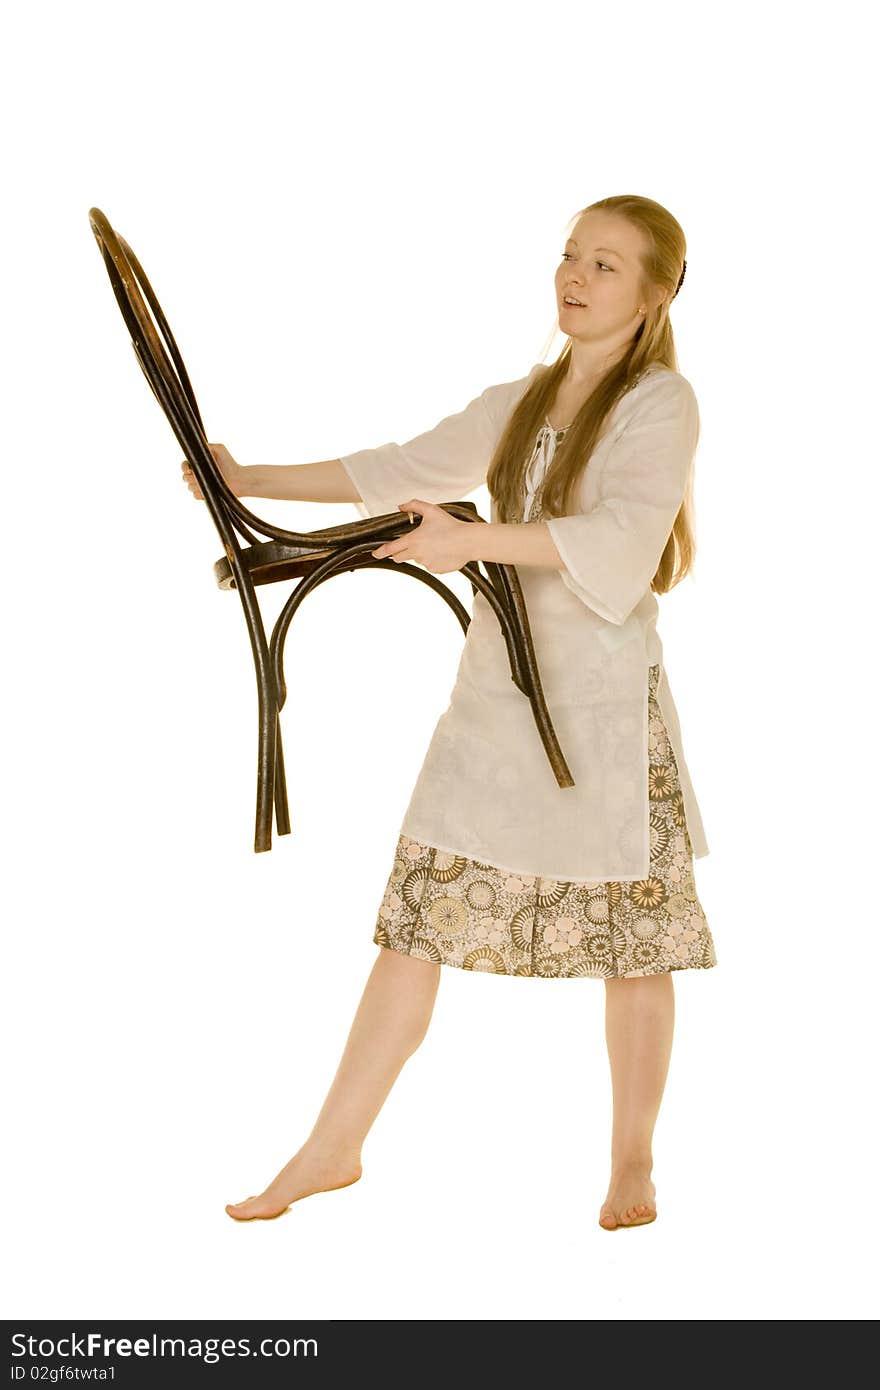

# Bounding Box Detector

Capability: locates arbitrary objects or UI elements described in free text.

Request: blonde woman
[183,195,717,1231]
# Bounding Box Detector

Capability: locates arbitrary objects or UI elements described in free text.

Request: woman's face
[554,211,649,343]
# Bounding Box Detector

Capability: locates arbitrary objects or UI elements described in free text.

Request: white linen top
[339,363,709,882]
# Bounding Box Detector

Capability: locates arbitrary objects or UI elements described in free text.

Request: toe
[226,1197,258,1219]
[599,1207,618,1229]
[620,1203,656,1226]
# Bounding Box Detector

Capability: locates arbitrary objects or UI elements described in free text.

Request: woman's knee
[375,946,441,1044]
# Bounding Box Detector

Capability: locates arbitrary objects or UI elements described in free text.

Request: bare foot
[599,1164,657,1230]
[226,1144,363,1222]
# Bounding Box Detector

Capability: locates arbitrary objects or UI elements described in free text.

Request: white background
[2,0,876,1323]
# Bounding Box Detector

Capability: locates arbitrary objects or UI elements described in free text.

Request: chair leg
[273,710,291,837]
[255,678,278,853]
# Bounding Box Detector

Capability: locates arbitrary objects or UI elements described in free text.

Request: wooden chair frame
[88,206,574,852]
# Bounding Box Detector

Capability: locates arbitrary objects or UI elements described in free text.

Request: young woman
[183,194,717,1231]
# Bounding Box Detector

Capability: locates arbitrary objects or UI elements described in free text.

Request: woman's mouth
[562,296,588,309]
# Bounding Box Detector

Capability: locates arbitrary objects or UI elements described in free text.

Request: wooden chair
[88,207,574,852]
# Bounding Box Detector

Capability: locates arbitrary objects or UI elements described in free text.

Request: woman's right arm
[182,362,545,510]
[241,458,361,503]
[181,445,362,504]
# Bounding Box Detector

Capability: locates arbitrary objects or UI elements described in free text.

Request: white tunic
[339,363,709,882]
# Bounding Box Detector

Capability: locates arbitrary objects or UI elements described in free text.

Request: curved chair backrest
[89,207,270,552]
[88,207,440,556]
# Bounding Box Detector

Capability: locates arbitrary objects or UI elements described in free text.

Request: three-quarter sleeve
[544,372,700,626]
[339,364,544,519]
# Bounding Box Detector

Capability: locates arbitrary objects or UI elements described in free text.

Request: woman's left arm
[462,373,700,625]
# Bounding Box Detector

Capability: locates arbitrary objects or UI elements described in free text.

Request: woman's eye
[561,253,612,270]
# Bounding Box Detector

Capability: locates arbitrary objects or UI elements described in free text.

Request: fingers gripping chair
[88,207,574,853]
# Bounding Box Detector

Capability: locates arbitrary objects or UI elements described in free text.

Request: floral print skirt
[371,663,717,979]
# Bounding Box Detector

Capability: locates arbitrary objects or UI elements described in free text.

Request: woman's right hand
[181,443,247,500]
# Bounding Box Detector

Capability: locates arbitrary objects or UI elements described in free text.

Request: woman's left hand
[371,500,475,574]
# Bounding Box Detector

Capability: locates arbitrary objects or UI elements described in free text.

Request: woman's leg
[598,973,674,1229]
[226,947,442,1220]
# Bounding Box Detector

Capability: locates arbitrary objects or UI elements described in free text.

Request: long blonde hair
[486,194,696,595]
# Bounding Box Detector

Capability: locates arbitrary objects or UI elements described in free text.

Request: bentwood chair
[88,207,574,852]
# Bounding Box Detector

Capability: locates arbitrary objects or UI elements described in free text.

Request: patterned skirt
[371,663,717,979]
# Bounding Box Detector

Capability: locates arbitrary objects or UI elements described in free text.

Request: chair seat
[213,538,349,589]
[212,502,480,590]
